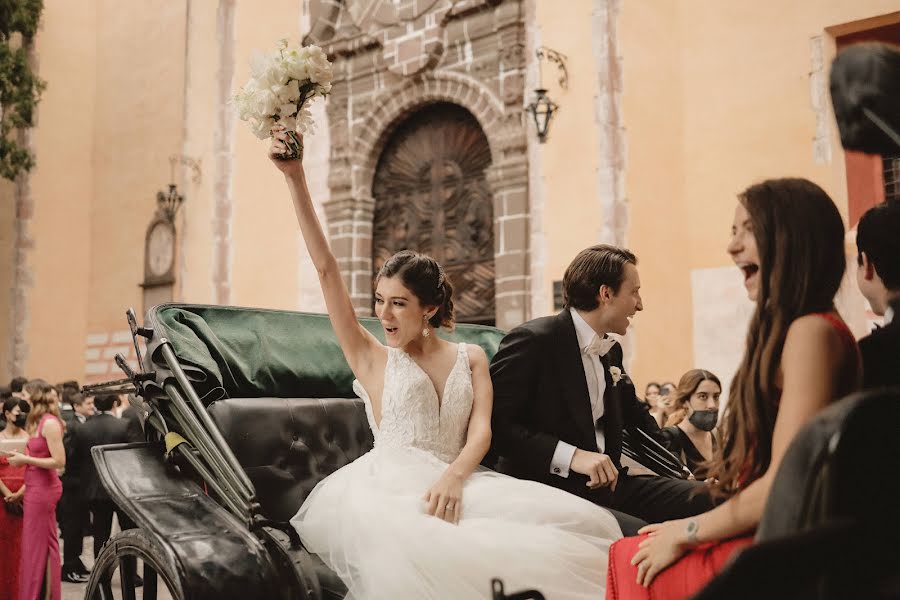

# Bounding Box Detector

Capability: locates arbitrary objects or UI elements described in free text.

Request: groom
[490,245,712,535]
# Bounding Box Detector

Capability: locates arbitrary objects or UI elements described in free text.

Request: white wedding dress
[291,343,622,599]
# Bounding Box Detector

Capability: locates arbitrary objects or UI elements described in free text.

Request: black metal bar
[163,382,253,507]
[170,440,247,520]
[162,384,249,519]
[143,564,158,600]
[119,556,137,600]
[622,443,681,478]
[160,344,254,499]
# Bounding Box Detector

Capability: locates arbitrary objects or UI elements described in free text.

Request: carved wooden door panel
[373,103,495,324]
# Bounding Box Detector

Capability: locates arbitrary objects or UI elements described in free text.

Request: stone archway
[310,0,531,329]
[372,102,495,324]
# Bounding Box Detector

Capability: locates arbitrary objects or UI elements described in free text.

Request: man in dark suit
[67,394,142,560]
[856,200,900,389]
[59,391,95,582]
[490,245,713,535]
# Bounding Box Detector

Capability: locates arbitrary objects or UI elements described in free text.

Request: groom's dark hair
[563,245,637,311]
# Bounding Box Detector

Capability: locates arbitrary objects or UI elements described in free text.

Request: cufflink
[553,467,561,474]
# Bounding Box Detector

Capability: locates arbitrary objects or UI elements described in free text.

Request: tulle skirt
[291,445,622,600]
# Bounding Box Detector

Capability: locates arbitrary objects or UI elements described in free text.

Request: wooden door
[372,103,495,325]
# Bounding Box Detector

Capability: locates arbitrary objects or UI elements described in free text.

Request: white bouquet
[234,39,333,158]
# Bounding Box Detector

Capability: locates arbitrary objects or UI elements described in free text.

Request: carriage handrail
[161,344,255,501]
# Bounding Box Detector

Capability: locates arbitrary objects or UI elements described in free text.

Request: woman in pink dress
[1,397,29,598]
[7,384,66,600]
[606,178,861,599]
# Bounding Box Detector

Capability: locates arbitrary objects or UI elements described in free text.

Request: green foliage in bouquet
[0,0,46,181]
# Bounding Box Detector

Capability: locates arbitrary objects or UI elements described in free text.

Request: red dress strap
[813,312,855,349]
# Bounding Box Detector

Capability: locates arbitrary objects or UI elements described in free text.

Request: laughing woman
[606,178,861,599]
[269,127,622,599]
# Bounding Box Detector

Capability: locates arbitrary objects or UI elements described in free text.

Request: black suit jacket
[67,413,140,502]
[489,310,660,498]
[859,299,900,389]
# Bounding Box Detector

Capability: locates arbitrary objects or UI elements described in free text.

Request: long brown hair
[664,369,721,427]
[26,383,61,435]
[708,178,845,497]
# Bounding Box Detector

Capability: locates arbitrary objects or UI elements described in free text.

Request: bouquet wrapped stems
[278,128,304,161]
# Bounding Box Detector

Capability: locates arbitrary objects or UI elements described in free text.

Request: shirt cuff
[550,441,577,478]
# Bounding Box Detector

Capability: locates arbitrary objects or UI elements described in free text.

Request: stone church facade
[308,0,531,329]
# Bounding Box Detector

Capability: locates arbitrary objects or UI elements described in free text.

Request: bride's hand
[424,470,464,525]
[268,124,304,178]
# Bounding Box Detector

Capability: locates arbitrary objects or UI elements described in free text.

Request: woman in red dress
[7,384,66,600]
[606,178,862,599]
[1,397,29,598]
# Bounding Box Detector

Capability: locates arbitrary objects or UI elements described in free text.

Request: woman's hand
[424,469,464,525]
[5,487,24,504]
[630,519,693,587]
[6,451,28,468]
[268,124,304,178]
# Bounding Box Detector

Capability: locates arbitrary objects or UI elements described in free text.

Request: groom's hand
[570,449,619,491]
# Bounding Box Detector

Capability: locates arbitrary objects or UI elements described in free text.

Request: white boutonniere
[609,366,622,386]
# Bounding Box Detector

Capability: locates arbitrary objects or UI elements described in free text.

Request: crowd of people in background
[0,378,144,600]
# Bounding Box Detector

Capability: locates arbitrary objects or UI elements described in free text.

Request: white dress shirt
[884,306,895,326]
[550,308,609,478]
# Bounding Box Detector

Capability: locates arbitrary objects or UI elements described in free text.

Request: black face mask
[688,409,718,432]
[13,413,27,429]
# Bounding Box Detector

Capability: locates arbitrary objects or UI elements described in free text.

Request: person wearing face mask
[0,397,29,597]
[659,370,722,480]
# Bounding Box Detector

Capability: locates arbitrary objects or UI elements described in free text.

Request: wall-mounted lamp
[526,46,568,144]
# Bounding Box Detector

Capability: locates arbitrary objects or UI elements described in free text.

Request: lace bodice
[353,343,473,463]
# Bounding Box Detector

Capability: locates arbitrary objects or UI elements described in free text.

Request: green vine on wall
[0,0,45,181]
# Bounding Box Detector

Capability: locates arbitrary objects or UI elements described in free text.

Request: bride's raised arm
[268,126,384,379]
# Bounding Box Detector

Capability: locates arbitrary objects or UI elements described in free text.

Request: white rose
[277,103,297,118]
[276,79,301,104]
[249,116,276,140]
[306,49,333,86]
[252,89,278,118]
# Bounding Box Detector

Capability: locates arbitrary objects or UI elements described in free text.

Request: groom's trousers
[586,473,715,536]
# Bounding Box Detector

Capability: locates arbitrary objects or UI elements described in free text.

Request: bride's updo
[376,250,455,330]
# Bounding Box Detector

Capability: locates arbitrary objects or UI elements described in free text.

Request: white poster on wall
[691,266,755,413]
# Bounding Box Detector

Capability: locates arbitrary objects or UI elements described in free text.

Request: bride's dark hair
[376,250,455,330]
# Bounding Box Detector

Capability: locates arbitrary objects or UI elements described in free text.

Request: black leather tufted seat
[208,397,372,599]
[208,397,374,523]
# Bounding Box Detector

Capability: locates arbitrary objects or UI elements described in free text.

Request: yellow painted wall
[532,0,603,308]
[88,0,187,330]
[0,179,16,379]
[229,1,304,310]
[21,0,98,381]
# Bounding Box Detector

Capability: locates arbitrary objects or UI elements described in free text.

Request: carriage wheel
[84,529,185,600]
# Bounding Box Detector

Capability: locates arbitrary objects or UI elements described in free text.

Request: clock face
[147,222,175,277]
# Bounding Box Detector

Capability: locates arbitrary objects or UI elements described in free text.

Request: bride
[269,126,622,599]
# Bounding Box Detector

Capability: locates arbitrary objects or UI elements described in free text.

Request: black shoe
[76,561,91,576]
[62,571,89,583]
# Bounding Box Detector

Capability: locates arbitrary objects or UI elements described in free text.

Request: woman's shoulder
[462,342,488,368]
[787,312,850,348]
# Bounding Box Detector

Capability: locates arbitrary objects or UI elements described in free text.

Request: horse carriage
[82,303,520,600]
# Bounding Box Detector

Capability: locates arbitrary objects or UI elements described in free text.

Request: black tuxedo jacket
[67,413,140,502]
[489,310,659,497]
[859,299,900,389]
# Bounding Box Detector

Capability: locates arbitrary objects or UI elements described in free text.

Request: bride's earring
[422,315,430,338]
